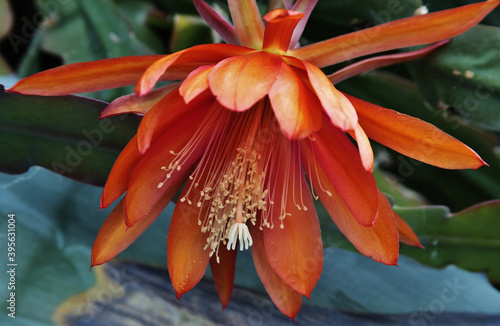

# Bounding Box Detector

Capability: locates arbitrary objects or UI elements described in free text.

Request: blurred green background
[1,0,500,325]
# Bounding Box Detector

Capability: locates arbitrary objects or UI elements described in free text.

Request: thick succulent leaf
[372,169,426,207]
[23,0,164,101]
[170,14,214,52]
[409,25,500,131]
[0,167,174,326]
[0,86,139,186]
[395,201,500,284]
[76,0,160,58]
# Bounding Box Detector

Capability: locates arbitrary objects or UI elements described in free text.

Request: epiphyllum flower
[9,0,496,319]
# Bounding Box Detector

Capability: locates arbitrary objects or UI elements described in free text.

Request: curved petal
[263,144,323,298]
[125,113,209,226]
[301,145,399,265]
[347,94,487,169]
[268,61,322,139]
[193,0,239,45]
[167,184,211,299]
[208,51,282,111]
[249,224,303,320]
[286,57,357,131]
[179,65,214,103]
[395,213,424,248]
[262,9,304,52]
[100,136,141,209]
[348,123,374,172]
[100,83,179,118]
[135,44,253,96]
[227,0,264,48]
[290,0,318,48]
[328,40,450,84]
[136,88,213,155]
[209,245,237,309]
[311,119,379,226]
[10,55,163,96]
[290,0,500,68]
[91,191,172,267]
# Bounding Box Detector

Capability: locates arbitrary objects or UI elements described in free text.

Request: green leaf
[77,0,159,58]
[25,0,167,101]
[170,14,213,52]
[396,201,500,284]
[0,167,173,325]
[409,25,500,131]
[373,168,427,207]
[0,86,139,186]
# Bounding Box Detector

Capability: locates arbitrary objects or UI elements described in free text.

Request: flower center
[158,98,310,263]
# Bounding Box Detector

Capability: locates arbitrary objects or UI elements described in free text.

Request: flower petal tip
[479,158,489,168]
[90,256,104,270]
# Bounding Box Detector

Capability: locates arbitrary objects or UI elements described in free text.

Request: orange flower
[9,0,496,319]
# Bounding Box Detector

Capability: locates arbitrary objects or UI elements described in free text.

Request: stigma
[227,223,253,251]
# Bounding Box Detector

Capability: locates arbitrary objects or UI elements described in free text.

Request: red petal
[286,57,358,131]
[125,114,208,226]
[135,44,253,96]
[91,193,170,267]
[290,0,500,68]
[262,9,304,52]
[249,224,303,320]
[167,184,211,299]
[209,245,237,309]
[268,61,322,139]
[10,55,163,95]
[136,88,212,155]
[328,40,450,84]
[263,144,323,297]
[100,83,179,118]
[395,213,424,248]
[179,65,214,103]
[209,51,282,112]
[301,146,399,265]
[349,123,374,172]
[348,94,487,169]
[100,135,141,209]
[289,0,319,48]
[311,120,379,226]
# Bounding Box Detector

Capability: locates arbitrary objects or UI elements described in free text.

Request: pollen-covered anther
[227,222,253,251]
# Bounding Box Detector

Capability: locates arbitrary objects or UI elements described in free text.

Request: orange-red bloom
[10,0,496,319]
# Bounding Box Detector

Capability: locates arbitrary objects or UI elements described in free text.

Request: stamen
[159,100,303,262]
